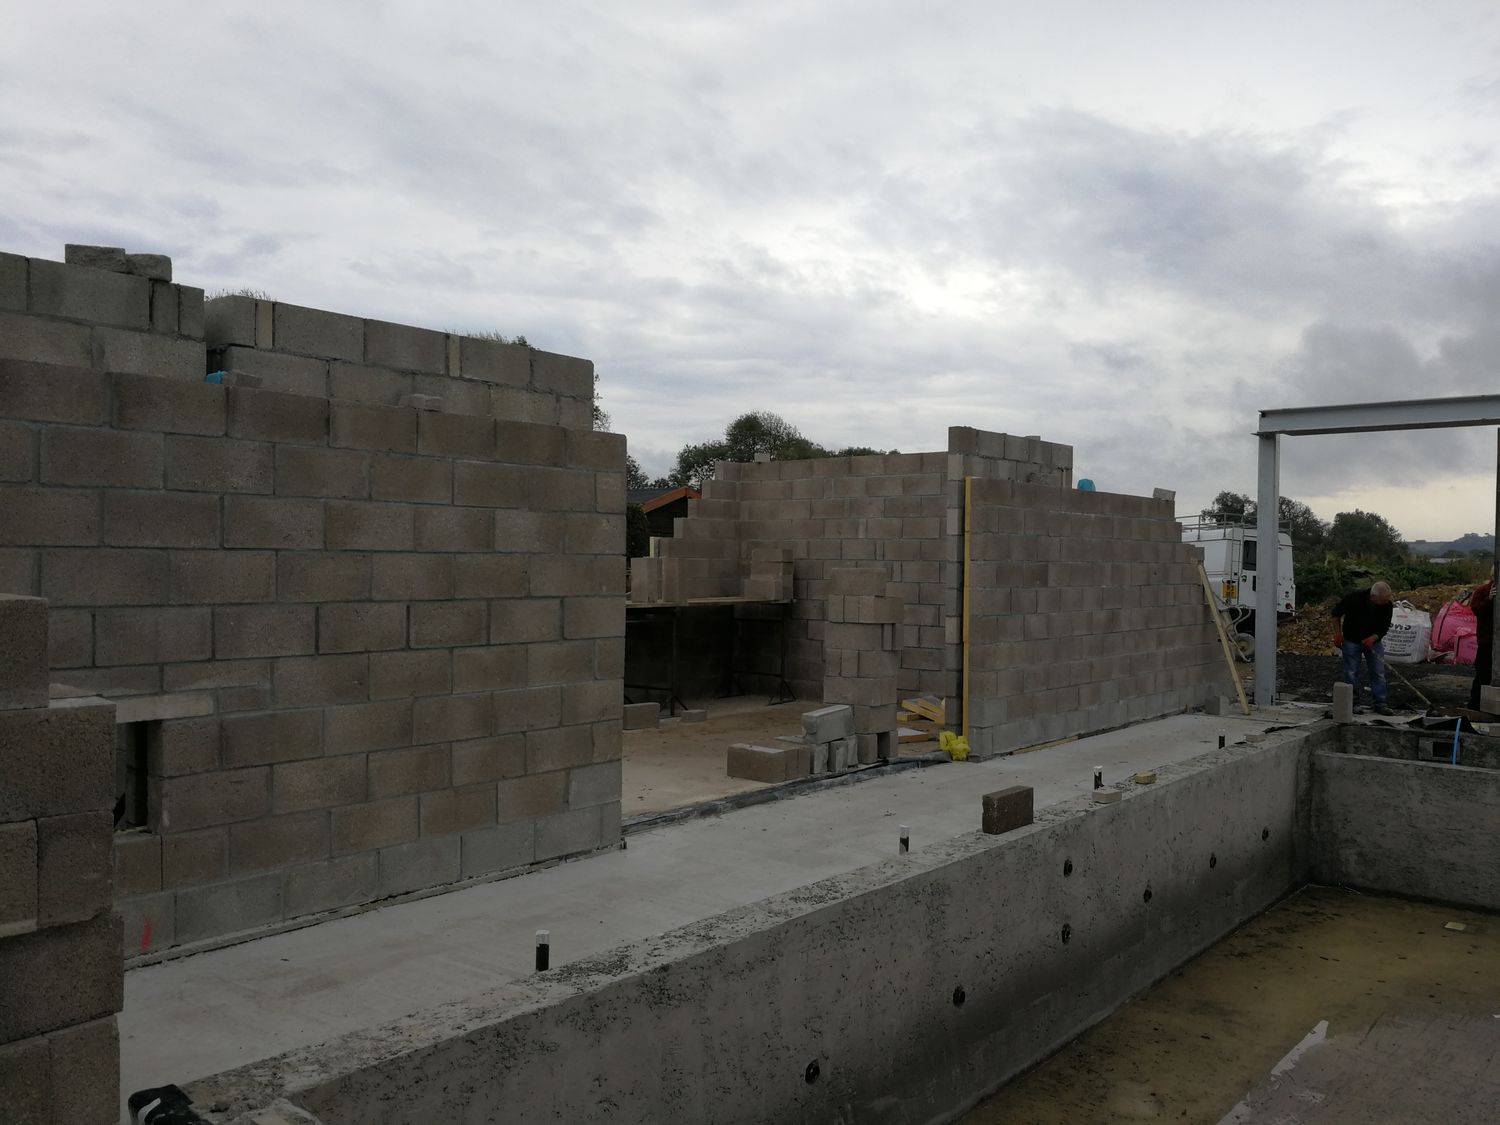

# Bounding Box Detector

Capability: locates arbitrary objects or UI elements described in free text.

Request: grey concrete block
[1479,684,1500,715]
[284,853,377,917]
[365,319,446,374]
[535,805,603,861]
[175,871,284,944]
[0,698,114,821]
[801,704,854,744]
[0,911,122,1041]
[982,785,1034,834]
[0,1032,50,1122]
[125,252,172,281]
[461,821,535,877]
[0,594,49,709]
[179,286,206,339]
[0,311,93,368]
[206,295,257,348]
[274,302,364,362]
[119,888,176,956]
[0,820,37,937]
[567,760,621,809]
[92,327,204,381]
[458,336,529,386]
[1332,682,1354,723]
[530,349,593,400]
[680,708,707,723]
[728,742,808,783]
[378,835,460,897]
[0,251,25,312]
[48,1016,120,1125]
[622,701,659,730]
[36,810,113,926]
[64,244,128,272]
[30,259,149,329]
[219,347,329,397]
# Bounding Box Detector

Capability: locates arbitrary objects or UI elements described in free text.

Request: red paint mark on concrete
[140,917,153,953]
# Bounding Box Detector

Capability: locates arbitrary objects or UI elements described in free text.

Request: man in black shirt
[1331,581,1395,714]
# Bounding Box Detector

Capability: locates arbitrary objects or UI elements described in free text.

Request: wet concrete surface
[962,886,1500,1124]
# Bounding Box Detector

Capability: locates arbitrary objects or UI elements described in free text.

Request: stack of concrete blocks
[964,478,1230,757]
[823,567,903,763]
[0,247,626,957]
[0,595,122,1124]
[742,546,793,601]
[0,245,206,383]
[652,428,1068,702]
[204,296,595,430]
[800,704,858,773]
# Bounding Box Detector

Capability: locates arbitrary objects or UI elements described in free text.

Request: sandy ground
[621,695,941,816]
[963,886,1500,1123]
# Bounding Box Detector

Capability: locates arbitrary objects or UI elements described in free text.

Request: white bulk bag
[1383,600,1431,665]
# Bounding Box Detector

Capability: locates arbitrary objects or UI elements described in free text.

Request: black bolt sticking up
[1092,766,1103,789]
[899,825,910,854]
[535,929,550,972]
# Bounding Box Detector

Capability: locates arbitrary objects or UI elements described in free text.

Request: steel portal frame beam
[1253,395,1500,707]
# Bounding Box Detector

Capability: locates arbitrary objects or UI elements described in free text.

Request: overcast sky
[4,1,1499,539]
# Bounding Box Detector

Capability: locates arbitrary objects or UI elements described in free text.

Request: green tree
[1326,509,1405,560]
[1201,491,1252,522]
[667,440,731,490]
[626,453,650,492]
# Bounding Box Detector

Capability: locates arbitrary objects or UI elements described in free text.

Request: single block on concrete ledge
[0,594,49,710]
[1203,695,1231,716]
[680,709,707,723]
[622,702,660,730]
[802,704,854,745]
[1332,682,1354,723]
[982,786,1033,834]
[727,743,808,783]
[1479,684,1500,715]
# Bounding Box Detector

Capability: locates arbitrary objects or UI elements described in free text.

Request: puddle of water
[961,885,1498,1123]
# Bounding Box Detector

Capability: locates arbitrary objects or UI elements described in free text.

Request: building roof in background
[628,486,699,513]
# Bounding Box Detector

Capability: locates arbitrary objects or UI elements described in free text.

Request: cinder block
[145,715,220,776]
[0,594,48,709]
[368,744,451,799]
[0,1029,51,1120]
[372,453,451,504]
[560,681,620,726]
[419,783,497,836]
[368,649,450,700]
[119,889,176,955]
[0,486,100,547]
[0,252,22,312]
[30,257,149,328]
[274,445,369,499]
[0,912,122,1041]
[494,509,565,553]
[493,685,563,734]
[452,460,526,508]
[370,553,453,600]
[325,500,415,551]
[220,709,321,767]
[727,742,807,782]
[530,349,593,399]
[226,495,324,551]
[535,804,603,860]
[284,851,377,918]
[111,832,161,896]
[453,646,527,694]
[1332,681,1354,723]
[1479,684,1500,715]
[377,835,460,896]
[93,328,203,381]
[331,796,418,855]
[274,302,364,362]
[981,785,1034,834]
[153,767,268,833]
[490,598,561,643]
[453,556,527,599]
[451,734,526,785]
[278,552,370,603]
[229,811,328,874]
[272,754,366,813]
[413,692,495,743]
[0,820,38,936]
[0,313,93,369]
[114,372,225,435]
[0,699,114,821]
[801,704,854,744]
[416,505,492,552]
[0,548,37,596]
[330,361,413,406]
[461,821,534,877]
[47,607,91,668]
[169,550,275,604]
[36,810,113,926]
[495,771,566,823]
[324,699,414,754]
[163,434,272,495]
[205,295,256,348]
[47,1015,120,1125]
[458,336,529,385]
[0,419,31,482]
[220,346,330,396]
[125,252,171,281]
[175,871,283,944]
[524,724,593,772]
[214,604,316,659]
[331,401,417,453]
[410,600,487,648]
[227,386,329,445]
[317,602,407,653]
[41,426,161,488]
[566,760,621,808]
[103,489,220,549]
[680,708,707,723]
[621,702,657,735]
[161,827,228,888]
[273,654,369,708]
[416,411,495,460]
[364,319,446,373]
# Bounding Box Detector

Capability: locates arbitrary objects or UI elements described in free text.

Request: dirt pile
[1278,583,1478,657]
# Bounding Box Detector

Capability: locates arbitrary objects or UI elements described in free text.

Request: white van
[1180,519,1296,634]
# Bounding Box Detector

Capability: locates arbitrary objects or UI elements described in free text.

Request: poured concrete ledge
[1310,749,1500,911]
[185,728,1320,1124]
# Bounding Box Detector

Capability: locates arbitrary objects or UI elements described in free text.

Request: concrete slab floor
[118,708,1305,1118]
[962,886,1500,1124]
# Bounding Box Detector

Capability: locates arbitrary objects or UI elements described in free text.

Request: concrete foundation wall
[1309,748,1500,912]
[185,731,1313,1124]
[0,595,122,1124]
[0,248,624,956]
[965,478,1232,756]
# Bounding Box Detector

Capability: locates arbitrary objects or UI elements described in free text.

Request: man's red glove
[1334,633,1343,646]
[1362,635,1377,648]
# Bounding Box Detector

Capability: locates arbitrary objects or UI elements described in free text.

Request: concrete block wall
[206,296,595,429]
[823,567,901,762]
[0,359,625,954]
[654,428,1070,701]
[0,595,122,1124]
[0,248,205,383]
[965,477,1229,756]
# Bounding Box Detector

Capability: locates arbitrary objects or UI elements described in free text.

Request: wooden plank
[1197,560,1251,716]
